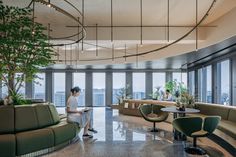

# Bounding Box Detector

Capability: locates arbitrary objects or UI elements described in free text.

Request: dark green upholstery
[203,116,221,134]
[139,104,168,122]
[48,104,60,124]
[0,134,15,157]
[15,106,39,132]
[228,108,236,123]
[47,121,77,145]
[0,106,14,134]
[35,105,54,128]
[195,103,230,120]
[16,128,54,156]
[172,117,203,137]
[0,104,78,156]
[139,104,169,132]
[172,116,221,155]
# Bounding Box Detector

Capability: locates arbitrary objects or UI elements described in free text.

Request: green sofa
[0,104,79,157]
[194,102,236,139]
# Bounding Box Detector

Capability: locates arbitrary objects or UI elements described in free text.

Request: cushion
[16,128,54,156]
[228,108,236,123]
[217,120,236,139]
[0,134,16,157]
[35,105,54,128]
[15,106,39,132]
[0,106,14,134]
[47,121,77,145]
[48,105,60,124]
[195,103,230,120]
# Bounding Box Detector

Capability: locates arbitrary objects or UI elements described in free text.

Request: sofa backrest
[48,104,60,124]
[195,103,230,120]
[34,105,54,128]
[228,108,236,123]
[0,106,15,134]
[15,106,39,132]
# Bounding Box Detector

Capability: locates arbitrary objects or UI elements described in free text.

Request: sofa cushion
[48,105,60,124]
[35,105,54,128]
[195,103,230,120]
[15,106,39,132]
[47,121,77,145]
[228,108,236,123]
[217,120,236,139]
[16,128,54,156]
[0,106,14,134]
[0,134,16,157]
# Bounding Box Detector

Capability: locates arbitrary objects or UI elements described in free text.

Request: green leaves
[0,2,55,98]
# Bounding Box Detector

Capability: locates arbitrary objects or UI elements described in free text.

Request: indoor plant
[0,1,54,105]
[175,92,195,111]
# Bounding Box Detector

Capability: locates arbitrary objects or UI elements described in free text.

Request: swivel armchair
[172,116,221,155]
[139,104,169,132]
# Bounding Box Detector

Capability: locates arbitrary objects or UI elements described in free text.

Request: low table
[161,107,200,140]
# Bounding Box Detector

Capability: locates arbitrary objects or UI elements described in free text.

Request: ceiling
[2,0,236,68]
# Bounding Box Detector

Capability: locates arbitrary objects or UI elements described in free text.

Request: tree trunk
[8,73,15,95]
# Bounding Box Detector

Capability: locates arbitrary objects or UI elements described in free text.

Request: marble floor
[43,108,230,157]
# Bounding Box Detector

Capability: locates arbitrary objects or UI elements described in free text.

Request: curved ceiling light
[31,0,216,62]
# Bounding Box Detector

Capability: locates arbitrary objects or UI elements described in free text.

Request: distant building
[54,91,65,106]
[93,89,105,106]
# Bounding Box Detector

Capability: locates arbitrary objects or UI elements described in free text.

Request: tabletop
[161,107,200,114]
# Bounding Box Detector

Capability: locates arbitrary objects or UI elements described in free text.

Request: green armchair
[139,104,169,132]
[172,116,221,155]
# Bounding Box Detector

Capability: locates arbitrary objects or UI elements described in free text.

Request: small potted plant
[175,92,195,111]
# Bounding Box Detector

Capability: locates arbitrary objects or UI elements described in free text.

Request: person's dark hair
[71,86,81,94]
[166,89,170,93]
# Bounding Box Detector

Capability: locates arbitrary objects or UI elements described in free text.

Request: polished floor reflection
[44,108,227,157]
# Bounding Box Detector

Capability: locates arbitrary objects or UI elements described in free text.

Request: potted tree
[0,1,54,105]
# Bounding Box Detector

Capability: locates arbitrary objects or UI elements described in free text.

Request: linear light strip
[82,0,84,53]
[167,0,170,42]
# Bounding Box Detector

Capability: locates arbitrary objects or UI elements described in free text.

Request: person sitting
[66,87,94,138]
[163,89,173,101]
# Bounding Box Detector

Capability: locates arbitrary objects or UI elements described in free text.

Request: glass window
[112,73,126,104]
[173,72,187,86]
[197,69,203,101]
[1,79,8,99]
[73,73,85,106]
[188,71,195,96]
[15,73,25,98]
[33,73,45,100]
[53,73,66,107]
[132,73,145,99]
[93,73,105,106]
[217,60,230,105]
[206,66,212,103]
[152,73,166,100]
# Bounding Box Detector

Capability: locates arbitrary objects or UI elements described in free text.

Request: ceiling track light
[96,23,98,56]
[167,0,170,42]
[196,0,198,51]
[82,0,84,53]
[124,44,127,62]
[140,0,143,46]
[112,43,114,61]
[111,0,113,43]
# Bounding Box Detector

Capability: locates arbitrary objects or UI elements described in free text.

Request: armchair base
[185,146,206,155]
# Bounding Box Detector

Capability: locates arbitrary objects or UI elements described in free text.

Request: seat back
[152,104,166,115]
[15,105,39,132]
[139,104,152,116]
[0,106,15,134]
[34,105,54,128]
[172,117,202,137]
[203,116,221,134]
[48,104,60,124]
